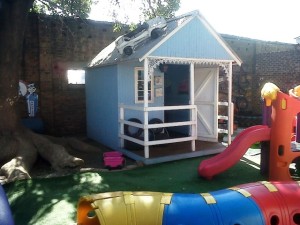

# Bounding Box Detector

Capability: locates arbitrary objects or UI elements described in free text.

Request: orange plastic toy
[267,90,300,180]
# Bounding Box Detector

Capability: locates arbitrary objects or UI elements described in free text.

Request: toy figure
[26,83,38,117]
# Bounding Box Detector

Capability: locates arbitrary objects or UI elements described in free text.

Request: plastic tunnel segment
[0,185,14,225]
[77,196,101,225]
[77,191,130,225]
[77,191,170,225]
[210,189,265,225]
[162,193,217,225]
[237,181,300,225]
[198,125,271,179]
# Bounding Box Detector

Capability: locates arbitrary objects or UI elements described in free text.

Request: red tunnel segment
[198,125,271,179]
[238,181,300,225]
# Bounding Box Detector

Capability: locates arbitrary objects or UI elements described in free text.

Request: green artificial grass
[3,156,265,225]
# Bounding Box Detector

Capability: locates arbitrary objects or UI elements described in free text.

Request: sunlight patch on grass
[29,200,76,225]
[240,158,260,170]
[8,188,26,204]
[79,173,103,185]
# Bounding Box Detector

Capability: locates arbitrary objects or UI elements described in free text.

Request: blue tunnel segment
[0,185,14,225]
[163,189,265,225]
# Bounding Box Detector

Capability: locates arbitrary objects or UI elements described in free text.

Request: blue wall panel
[151,17,232,60]
[86,65,119,149]
[87,62,166,150]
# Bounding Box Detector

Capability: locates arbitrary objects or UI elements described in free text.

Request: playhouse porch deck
[117,140,226,165]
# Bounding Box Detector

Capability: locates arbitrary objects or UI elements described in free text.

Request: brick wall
[222,34,297,116]
[22,13,124,135]
[254,49,300,114]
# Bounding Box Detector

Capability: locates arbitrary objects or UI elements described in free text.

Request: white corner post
[143,58,149,158]
[189,63,196,151]
[120,104,124,148]
[227,61,233,145]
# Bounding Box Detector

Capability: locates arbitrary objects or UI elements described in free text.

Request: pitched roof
[88,10,241,68]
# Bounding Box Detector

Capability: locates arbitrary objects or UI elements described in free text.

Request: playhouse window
[135,67,153,103]
[67,69,85,84]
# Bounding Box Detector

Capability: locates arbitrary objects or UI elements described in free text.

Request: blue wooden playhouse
[86,11,242,164]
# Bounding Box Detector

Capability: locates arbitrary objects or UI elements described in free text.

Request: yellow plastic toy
[289,85,300,99]
[260,82,280,106]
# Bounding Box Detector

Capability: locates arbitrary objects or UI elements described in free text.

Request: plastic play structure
[77,181,300,225]
[199,83,300,181]
[0,185,14,225]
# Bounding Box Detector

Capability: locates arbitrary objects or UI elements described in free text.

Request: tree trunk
[0,0,34,132]
[0,1,85,184]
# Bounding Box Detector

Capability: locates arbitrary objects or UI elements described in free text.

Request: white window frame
[134,67,154,103]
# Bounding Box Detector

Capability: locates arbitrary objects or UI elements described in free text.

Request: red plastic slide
[198,125,271,179]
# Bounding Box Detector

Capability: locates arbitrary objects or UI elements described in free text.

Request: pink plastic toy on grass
[103,151,125,169]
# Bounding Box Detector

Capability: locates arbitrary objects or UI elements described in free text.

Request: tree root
[0,157,32,184]
[30,132,84,171]
[0,128,86,184]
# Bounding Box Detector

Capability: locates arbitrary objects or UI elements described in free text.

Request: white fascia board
[146,55,235,65]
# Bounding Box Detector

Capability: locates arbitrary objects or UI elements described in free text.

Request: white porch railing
[119,104,197,158]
